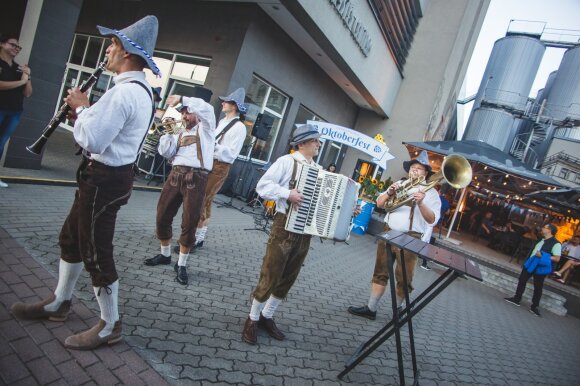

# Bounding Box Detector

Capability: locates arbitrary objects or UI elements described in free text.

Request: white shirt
[214,116,246,164]
[381,185,441,242]
[157,97,216,170]
[74,71,152,167]
[256,152,321,214]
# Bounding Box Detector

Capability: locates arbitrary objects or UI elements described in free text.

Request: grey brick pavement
[1,183,580,385]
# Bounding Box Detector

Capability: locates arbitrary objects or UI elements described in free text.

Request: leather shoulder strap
[129,80,155,166]
[215,118,241,144]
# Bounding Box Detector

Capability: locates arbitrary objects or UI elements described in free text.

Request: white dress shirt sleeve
[158,133,178,159]
[256,157,292,201]
[73,86,129,154]
[214,121,246,163]
[181,96,216,135]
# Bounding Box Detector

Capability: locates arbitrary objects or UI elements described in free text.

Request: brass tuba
[383,154,472,212]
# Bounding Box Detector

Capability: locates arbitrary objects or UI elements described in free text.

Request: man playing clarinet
[11,16,160,350]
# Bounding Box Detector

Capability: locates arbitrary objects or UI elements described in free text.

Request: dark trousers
[156,166,208,248]
[59,158,134,288]
[253,213,311,302]
[514,268,546,308]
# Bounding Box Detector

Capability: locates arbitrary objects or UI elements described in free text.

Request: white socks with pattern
[94,280,119,338]
[44,260,83,312]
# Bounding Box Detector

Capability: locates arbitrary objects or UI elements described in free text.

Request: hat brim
[97,25,161,76]
[403,159,432,174]
[218,96,247,113]
[290,132,321,146]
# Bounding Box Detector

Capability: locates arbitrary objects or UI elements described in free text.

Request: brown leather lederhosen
[156,131,208,248]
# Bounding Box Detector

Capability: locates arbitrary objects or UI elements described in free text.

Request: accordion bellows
[285,163,359,241]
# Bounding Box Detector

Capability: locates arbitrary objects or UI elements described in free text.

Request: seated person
[553,235,580,283]
[478,211,495,240]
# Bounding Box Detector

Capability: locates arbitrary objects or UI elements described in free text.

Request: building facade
[4,0,489,196]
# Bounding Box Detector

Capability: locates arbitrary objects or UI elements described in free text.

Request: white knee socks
[44,260,83,312]
[196,226,208,243]
[94,280,119,337]
[367,293,382,312]
[261,296,282,319]
[249,298,265,321]
[178,252,189,267]
[160,244,171,257]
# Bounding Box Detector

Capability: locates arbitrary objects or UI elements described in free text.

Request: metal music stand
[338,230,482,385]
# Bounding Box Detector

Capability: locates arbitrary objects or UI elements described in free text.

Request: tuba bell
[383,154,472,212]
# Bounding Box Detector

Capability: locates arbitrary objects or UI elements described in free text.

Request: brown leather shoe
[11,295,71,322]
[258,313,285,341]
[64,319,122,350]
[242,317,258,345]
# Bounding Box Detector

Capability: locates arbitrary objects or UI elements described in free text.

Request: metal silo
[465,108,518,151]
[464,35,545,151]
[544,45,580,123]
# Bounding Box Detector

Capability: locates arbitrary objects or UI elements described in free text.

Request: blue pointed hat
[218,88,247,114]
[97,15,161,76]
[403,150,432,174]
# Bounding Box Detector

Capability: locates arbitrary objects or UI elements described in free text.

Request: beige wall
[341,0,490,181]
[297,0,402,116]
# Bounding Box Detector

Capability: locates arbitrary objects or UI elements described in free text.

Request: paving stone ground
[1,183,580,385]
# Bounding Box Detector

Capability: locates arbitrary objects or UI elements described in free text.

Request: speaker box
[251,113,275,141]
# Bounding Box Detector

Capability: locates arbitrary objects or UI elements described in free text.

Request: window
[241,76,289,163]
[57,34,211,130]
[559,168,570,179]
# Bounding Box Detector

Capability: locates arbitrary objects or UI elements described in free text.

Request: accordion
[285,163,359,241]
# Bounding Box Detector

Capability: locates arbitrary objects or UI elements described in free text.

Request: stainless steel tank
[464,35,545,151]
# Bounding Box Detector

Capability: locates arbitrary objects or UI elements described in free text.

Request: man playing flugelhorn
[144,95,215,286]
[348,150,442,320]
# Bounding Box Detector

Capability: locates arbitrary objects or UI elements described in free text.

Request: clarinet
[26,58,108,155]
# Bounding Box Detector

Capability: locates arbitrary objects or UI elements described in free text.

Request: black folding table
[338,230,483,385]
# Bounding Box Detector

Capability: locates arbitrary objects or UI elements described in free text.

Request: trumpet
[383,154,472,212]
[149,118,184,135]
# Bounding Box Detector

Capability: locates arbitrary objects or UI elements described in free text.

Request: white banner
[308,120,395,169]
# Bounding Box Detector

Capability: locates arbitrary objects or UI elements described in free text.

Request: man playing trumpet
[144,95,215,285]
[348,150,441,320]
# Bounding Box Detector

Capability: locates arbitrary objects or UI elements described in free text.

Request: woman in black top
[0,35,33,187]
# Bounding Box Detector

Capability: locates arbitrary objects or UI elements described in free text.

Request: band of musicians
[4,14,466,352]
[6,13,568,386]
